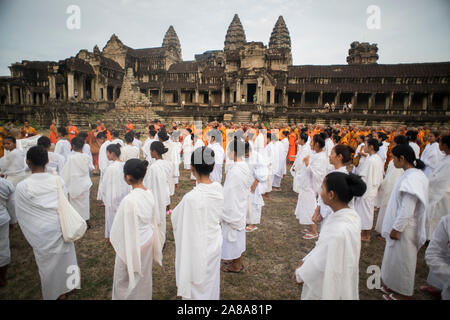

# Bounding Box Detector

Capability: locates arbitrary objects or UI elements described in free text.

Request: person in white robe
[182,129,193,171]
[294,171,366,300]
[54,127,72,164]
[111,130,124,147]
[98,144,131,239]
[295,134,328,239]
[0,177,15,287]
[380,144,428,300]
[221,138,253,273]
[171,131,182,185]
[0,136,28,186]
[421,132,445,178]
[272,131,288,190]
[376,132,389,165]
[189,135,205,181]
[143,141,171,246]
[375,135,409,235]
[61,137,93,224]
[422,215,450,300]
[37,136,65,176]
[171,146,224,299]
[159,129,178,196]
[290,132,311,193]
[96,132,112,201]
[352,135,367,175]
[425,135,450,240]
[110,159,163,300]
[406,130,421,159]
[142,129,157,163]
[245,141,268,232]
[263,132,277,194]
[120,132,140,162]
[15,145,79,299]
[354,138,385,242]
[132,133,143,157]
[207,130,225,184]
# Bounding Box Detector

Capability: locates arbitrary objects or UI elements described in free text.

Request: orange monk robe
[126,123,134,133]
[288,132,297,162]
[67,125,79,141]
[49,125,58,144]
[20,126,38,138]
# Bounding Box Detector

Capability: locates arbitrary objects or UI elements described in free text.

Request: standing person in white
[294,172,366,299]
[159,128,178,196]
[380,144,429,300]
[0,136,28,186]
[171,130,182,185]
[110,159,163,300]
[406,130,421,159]
[98,143,131,240]
[142,128,157,163]
[54,127,72,164]
[171,147,224,300]
[221,138,253,273]
[290,132,311,193]
[15,146,79,300]
[111,130,124,147]
[207,129,225,184]
[262,132,276,195]
[272,131,288,190]
[61,136,94,226]
[420,131,445,178]
[189,134,205,182]
[37,136,65,175]
[96,132,111,202]
[425,134,450,240]
[143,141,171,246]
[353,135,368,175]
[0,177,15,287]
[120,132,140,162]
[354,138,384,242]
[182,128,193,171]
[294,134,328,239]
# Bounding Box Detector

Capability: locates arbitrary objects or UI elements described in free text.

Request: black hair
[324,172,367,203]
[332,135,342,144]
[282,130,289,137]
[97,131,107,140]
[112,130,119,138]
[26,145,49,167]
[367,138,380,152]
[37,136,51,149]
[158,128,169,141]
[406,130,418,142]
[299,132,309,143]
[191,146,215,175]
[441,135,450,149]
[377,132,387,141]
[393,135,408,146]
[228,136,246,158]
[358,135,365,142]
[333,144,355,164]
[430,131,440,139]
[4,136,16,144]
[123,159,149,181]
[57,127,67,136]
[149,125,155,131]
[186,128,192,134]
[106,143,122,157]
[392,144,425,170]
[124,131,134,144]
[149,129,157,137]
[208,129,222,143]
[150,141,168,155]
[266,132,272,141]
[71,136,85,151]
[77,132,88,140]
[313,134,325,149]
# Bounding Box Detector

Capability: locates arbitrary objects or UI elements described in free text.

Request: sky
[0,0,449,76]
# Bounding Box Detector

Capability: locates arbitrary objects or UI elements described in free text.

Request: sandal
[380,285,392,295]
[221,264,244,273]
[303,233,318,240]
[245,226,258,232]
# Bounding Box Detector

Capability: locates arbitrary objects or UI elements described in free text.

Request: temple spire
[269,16,291,50]
[224,14,246,51]
[162,25,182,61]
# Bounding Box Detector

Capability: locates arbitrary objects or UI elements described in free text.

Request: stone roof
[224,14,246,51]
[168,61,199,73]
[127,47,166,58]
[99,55,124,72]
[59,57,95,75]
[269,16,291,50]
[162,26,182,60]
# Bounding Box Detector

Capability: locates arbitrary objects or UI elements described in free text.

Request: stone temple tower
[224,14,246,51]
[162,25,182,61]
[269,16,291,50]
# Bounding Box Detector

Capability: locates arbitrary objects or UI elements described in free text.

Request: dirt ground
[0,161,433,300]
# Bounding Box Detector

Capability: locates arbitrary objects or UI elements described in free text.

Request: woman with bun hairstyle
[98,143,131,240]
[380,144,428,300]
[294,172,366,299]
[354,138,385,242]
[143,141,171,246]
[312,144,354,226]
[110,159,163,300]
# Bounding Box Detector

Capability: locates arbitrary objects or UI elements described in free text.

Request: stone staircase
[233,111,252,123]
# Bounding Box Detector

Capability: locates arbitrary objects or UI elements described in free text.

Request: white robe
[120,145,140,162]
[425,215,450,300]
[291,143,312,193]
[246,151,269,225]
[54,139,72,164]
[0,148,28,186]
[97,141,112,200]
[98,161,132,238]
[172,141,182,184]
[61,152,92,221]
[295,150,328,225]
[171,182,224,300]
[221,161,253,260]
[46,151,65,176]
[317,166,348,222]
[15,173,79,300]
[262,142,274,194]
[208,142,225,184]
[426,154,450,240]
[375,160,404,233]
[189,139,205,180]
[377,141,389,164]
[295,208,361,300]
[353,143,366,175]
[409,142,420,159]
[162,140,179,195]
[110,188,163,300]
[182,135,193,170]
[143,137,157,162]
[354,154,384,230]
[132,138,142,156]
[421,142,445,178]
[0,178,15,267]
[143,159,171,244]
[381,168,428,296]
[112,138,124,147]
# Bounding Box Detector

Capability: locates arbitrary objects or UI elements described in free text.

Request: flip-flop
[303,233,318,240]
[221,264,244,273]
[382,294,393,300]
[301,229,309,234]
[380,286,392,295]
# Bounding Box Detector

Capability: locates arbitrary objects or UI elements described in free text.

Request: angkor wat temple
[1,14,449,129]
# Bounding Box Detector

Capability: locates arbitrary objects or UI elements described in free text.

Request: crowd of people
[0,118,449,300]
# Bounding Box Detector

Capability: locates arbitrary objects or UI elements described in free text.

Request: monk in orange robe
[49,121,58,144]
[288,130,297,162]
[67,120,79,141]
[20,121,38,138]
[126,120,134,133]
